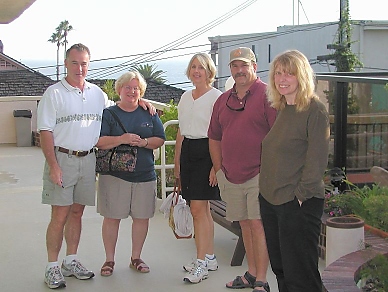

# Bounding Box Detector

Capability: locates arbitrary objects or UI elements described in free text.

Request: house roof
[89,79,184,104]
[0,53,184,104]
[0,52,54,96]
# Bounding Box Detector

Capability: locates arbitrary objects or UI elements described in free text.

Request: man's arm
[40,130,62,187]
[209,138,222,172]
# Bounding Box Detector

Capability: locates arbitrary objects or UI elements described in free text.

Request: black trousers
[259,194,323,292]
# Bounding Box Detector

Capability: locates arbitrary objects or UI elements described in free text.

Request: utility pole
[339,0,346,45]
[334,0,349,169]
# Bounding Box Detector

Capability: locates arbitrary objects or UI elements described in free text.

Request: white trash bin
[325,216,364,267]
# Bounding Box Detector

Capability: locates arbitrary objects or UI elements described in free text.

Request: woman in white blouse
[174,53,222,284]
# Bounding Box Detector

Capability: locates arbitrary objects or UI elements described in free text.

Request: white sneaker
[183,261,209,284]
[61,259,95,280]
[183,256,218,272]
[44,266,66,289]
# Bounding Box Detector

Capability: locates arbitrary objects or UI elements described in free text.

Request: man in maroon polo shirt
[208,47,276,292]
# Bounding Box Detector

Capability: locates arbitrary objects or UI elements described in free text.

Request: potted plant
[324,170,388,237]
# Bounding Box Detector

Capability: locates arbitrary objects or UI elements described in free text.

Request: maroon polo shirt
[208,78,277,184]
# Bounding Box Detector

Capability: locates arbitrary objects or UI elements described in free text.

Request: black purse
[95,108,138,173]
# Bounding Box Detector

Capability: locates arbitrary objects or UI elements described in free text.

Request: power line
[7,22,340,85]
[87,0,257,79]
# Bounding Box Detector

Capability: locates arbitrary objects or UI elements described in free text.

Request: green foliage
[324,189,364,217]
[155,100,178,195]
[48,20,73,47]
[323,3,362,117]
[325,183,388,232]
[101,79,119,102]
[159,100,178,147]
[359,254,388,291]
[159,100,178,167]
[131,63,167,84]
[334,2,363,72]
[363,196,388,231]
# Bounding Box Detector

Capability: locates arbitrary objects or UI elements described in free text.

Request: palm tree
[57,20,73,60]
[48,20,73,80]
[131,63,167,84]
[48,31,62,81]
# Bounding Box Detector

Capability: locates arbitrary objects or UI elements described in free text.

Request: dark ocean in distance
[23,58,192,91]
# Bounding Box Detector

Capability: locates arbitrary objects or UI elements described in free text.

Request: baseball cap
[229,47,256,65]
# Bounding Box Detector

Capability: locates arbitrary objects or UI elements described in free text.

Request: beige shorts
[216,170,261,221]
[42,150,96,206]
[97,175,156,219]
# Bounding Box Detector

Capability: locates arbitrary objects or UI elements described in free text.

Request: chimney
[0,40,3,53]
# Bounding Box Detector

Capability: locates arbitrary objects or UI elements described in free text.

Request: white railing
[155,119,178,199]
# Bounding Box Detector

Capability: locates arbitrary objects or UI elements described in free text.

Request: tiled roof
[0,69,54,96]
[0,72,184,104]
[0,53,184,104]
[88,79,184,104]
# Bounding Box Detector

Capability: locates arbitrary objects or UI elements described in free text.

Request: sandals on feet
[130,258,150,273]
[252,281,270,292]
[226,271,256,289]
[100,261,115,277]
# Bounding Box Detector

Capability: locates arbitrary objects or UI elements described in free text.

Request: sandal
[226,271,256,289]
[130,257,150,273]
[252,281,270,292]
[100,261,115,277]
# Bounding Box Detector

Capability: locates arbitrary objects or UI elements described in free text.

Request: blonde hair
[115,71,147,98]
[185,53,217,85]
[267,50,317,112]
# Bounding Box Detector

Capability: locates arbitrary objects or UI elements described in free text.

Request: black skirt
[180,137,221,202]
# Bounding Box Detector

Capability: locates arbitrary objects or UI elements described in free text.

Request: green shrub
[324,190,364,217]
[363,195,388,232]
[101,79,119,102]
[155,100,178,197]
[325,183,388,232]
[359,254,388,291]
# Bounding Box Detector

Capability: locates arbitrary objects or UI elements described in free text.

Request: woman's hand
[209,167,217,187]
[121,133,141,146]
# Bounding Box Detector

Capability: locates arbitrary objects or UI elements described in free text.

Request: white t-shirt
[37,78,109,151]
[178,87,222,139]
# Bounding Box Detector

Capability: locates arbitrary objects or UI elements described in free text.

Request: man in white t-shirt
[37,43,108,289]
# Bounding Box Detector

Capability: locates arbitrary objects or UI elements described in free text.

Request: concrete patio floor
[0,144,324,292]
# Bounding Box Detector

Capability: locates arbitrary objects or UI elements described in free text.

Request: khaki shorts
[216,170,261,221]
[42,150,97,206]
[97,175,156,219]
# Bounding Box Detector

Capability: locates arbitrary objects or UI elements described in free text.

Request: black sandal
[252,281,270,292]
[226,271,256,289]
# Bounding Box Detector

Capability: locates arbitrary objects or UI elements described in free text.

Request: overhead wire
[6,21,340,86]
[87,0,257,79]
[11,5,388,84]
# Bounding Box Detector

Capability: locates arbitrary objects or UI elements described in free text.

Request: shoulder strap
[106,108,128,133]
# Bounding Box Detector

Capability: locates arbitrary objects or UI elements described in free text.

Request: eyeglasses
[226,91,247,111]
[123,86,140,91]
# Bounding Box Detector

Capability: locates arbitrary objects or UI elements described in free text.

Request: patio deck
[0,145,288,292]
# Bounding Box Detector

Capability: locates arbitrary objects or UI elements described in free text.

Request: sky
[0,0,386,83]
